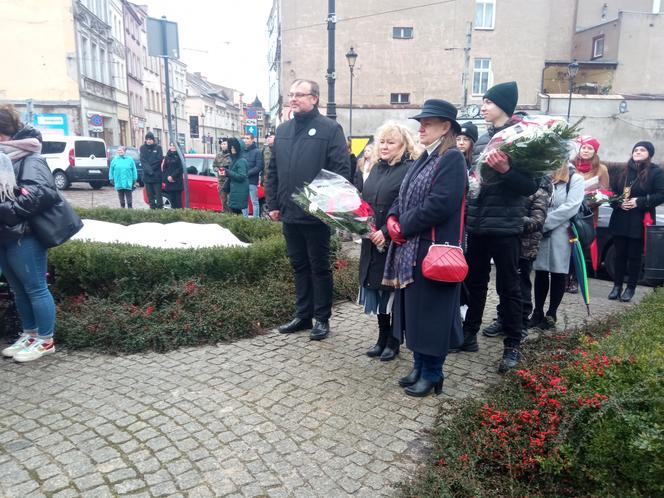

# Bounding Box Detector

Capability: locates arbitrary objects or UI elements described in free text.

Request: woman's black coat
[387,147,467,357]
[358,157,411,291]
[609,162,664,239]
[162,152,184,192]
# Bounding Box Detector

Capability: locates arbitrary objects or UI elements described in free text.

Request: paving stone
[0,273,642,497]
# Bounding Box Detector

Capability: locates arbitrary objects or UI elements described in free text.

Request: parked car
[595,204,664,285]
[143,153,266,215]
[107,145,143,186]
[41,135,109,190]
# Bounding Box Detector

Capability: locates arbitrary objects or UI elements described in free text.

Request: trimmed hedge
[52,208,288,297]
[49,208,359,353]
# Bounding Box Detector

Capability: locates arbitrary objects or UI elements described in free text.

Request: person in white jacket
[530,163,584,330]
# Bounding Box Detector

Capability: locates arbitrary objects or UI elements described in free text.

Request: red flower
[144,305,155,316]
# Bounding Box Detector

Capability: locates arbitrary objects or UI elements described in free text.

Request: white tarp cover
[71,219,249,249]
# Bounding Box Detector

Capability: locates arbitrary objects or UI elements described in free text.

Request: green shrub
[56,274,296,353]
[402,290,664,498]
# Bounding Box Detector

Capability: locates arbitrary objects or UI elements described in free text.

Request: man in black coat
[242,132,263,218]
[140,132,164,209]
[266,79,350,340]
[455,81,538,373]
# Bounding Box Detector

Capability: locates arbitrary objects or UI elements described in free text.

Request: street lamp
[345,46,358,139]
[172,97,180,144]
[566,60,579,122]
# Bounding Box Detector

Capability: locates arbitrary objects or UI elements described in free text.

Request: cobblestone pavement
[61,184,149,210]
[0,272,648,497]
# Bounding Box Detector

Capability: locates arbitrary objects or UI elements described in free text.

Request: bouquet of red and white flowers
[474,115,583,192]
[584,188,624,206]
[292,169,377,236]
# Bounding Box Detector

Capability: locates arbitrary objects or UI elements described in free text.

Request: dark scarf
[382,150,444,288]
[293,107,318,135]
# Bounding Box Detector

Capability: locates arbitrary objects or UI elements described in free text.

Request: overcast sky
[143,0,272,103]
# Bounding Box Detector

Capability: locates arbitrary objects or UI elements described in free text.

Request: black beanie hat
[633,141,655,158]
[483,81,519,117]
[458,121,479,143]
[145,131,155,140]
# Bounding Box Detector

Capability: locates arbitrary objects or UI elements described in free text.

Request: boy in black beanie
[454,81,538,374]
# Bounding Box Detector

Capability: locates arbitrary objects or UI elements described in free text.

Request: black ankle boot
[404,378,443,397]
[608,285,623,300]
[367,314,391,358]
[620,287,635,302]
[380,337,400,361]
[398,368,421,387]
[450,330,479,353]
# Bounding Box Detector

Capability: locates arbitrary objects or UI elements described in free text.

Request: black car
[107,146,143,186]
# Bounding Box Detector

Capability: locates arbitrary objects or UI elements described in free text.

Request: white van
[41,135,109,190]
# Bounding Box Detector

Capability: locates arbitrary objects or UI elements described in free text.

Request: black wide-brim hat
[410,99,461,134]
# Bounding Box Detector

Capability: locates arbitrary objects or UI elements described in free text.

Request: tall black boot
[366,314,390,357]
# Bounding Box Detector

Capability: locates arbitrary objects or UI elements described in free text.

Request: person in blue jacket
[109,146,138,208]
[219,138,249,214]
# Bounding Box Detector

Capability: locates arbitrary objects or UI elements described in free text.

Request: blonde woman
[359,121,418,361]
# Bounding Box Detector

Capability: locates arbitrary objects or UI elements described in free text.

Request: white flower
[309,201,319,213]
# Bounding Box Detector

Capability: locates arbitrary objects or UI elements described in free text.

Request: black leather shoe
[379,343,399,361]
[398,368,421,387]
[309,320,330,341]
[498,347,522,374]
[527,311,544,329]
[449,330,480,353]
[620,287,635,302]
[404,378,443,397]
[277,317,312,334]
[482,319,503,337]
[366,343,385,357]
[608,285,623,300]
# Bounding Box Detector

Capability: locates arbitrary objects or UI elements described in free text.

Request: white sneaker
[13,337,55,363]
[1,334,35,358]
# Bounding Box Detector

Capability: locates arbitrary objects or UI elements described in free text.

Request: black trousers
[496,257,533,328]
[145,182,163,209]
[533,271,566,319]
[613,236,643,288]
[283,223,333,322]
[117,189,133,208]
[165,190,183,209]
[464,233,523,349]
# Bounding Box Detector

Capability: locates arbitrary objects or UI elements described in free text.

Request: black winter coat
[467,121,539,236]
[609,162,664,239]
[140,143,164,183]
[358,158,411,290]
[388,148,467,357]
[244,142,264,186]
[266,107,350,224]
[162,152,184,192]
[0,154,59,244]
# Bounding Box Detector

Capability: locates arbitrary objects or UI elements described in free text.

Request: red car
[143,153,265,214]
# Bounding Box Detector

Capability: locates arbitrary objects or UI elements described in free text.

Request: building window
[392,27,413,39]
[390,93,410,104]
[475,0,495,30]
[592,35,604,59]
[472,58,492,95]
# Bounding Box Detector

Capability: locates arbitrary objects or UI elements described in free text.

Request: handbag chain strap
[430,193,466,245]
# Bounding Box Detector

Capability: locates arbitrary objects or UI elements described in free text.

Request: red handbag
[421,196,468,283]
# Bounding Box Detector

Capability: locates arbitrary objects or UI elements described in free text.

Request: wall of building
[0,0,79,102]
[613,12,664,95]
[540,94,664,161]
[572,18,621,61]
[575,0,660,30]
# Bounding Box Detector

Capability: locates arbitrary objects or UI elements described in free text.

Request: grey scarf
[0,136,42,202]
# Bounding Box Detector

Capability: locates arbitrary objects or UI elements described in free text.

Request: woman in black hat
[607,141,664,302]
[456,121,478,169]
[382,99,466,397]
